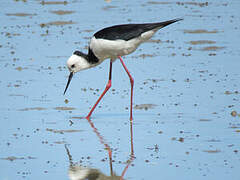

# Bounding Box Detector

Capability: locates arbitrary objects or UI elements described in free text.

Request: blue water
[0,0,240,179]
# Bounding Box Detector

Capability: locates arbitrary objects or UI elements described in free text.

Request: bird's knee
[106,80,112,89]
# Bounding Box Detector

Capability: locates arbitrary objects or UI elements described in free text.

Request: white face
[64,53,90,95]
[67,54,90,73]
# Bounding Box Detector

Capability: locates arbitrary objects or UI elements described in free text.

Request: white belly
[89,29,157,61]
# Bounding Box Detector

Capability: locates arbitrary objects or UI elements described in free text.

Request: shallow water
[0,0,240,180]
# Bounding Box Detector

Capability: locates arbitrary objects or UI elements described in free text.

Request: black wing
[94,18,182,41]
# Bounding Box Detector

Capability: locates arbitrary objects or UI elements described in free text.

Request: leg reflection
[86,117,135,180]
[86,117,113,176]
[65,117,135,180]
[120,120,135,180]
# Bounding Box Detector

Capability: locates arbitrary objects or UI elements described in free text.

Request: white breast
[89,29,157,61]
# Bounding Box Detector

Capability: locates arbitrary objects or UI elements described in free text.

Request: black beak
[63,72,73,95]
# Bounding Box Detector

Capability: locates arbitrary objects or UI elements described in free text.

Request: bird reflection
[86,117,135,179]
[65,144,121,180]
[69,166,120,180]
[65,117,135,180]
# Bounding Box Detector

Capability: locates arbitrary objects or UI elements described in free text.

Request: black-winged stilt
[63,18,183,120]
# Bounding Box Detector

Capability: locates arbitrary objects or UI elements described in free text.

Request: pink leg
[86,118,113,176]
[118,56,134,121]
[86,60,112,120]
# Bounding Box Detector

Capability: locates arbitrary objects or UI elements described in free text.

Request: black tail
[151,18,183,29]
[157,18,183,28]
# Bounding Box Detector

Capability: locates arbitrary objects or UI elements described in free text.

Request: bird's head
[64,50,89,95]
[67,50,90,73]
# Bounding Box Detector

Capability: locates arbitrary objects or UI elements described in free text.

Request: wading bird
[64,18,182,120]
